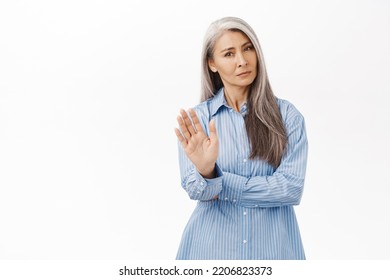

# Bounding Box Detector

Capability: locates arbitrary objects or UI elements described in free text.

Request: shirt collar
[209,88,227,117]
[209,87,248,117]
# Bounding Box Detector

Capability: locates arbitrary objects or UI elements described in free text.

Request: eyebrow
[220,41,252,53]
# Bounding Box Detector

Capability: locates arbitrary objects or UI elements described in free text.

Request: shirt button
[232,199,236,203]
[243,240,247,244]
[243,159,247,163]
[243,211,247,215]
[225,197,228,200]
[200,181,204,186]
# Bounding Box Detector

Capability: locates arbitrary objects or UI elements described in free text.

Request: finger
[180,109,197,136]
[188,108,205,134]
[174,128,187,148]
[209,119,218,142]
[177,115,191,140]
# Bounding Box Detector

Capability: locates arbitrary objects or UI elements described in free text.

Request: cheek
[218,61,236,75]
[250,53,258,66]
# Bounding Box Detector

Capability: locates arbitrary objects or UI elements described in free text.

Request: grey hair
[200,17,287,167]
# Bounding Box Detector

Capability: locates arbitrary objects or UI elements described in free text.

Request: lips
[237,71,251,76]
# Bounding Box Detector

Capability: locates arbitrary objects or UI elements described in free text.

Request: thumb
[209,119,218,141]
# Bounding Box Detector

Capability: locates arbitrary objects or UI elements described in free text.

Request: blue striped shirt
[176,88,308,260]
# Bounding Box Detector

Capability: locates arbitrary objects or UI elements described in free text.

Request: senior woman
[174,17,308,260]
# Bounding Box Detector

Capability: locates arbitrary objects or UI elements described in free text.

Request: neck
[224,86,249,112]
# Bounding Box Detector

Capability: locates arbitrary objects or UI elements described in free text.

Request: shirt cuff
[192,164,223,200]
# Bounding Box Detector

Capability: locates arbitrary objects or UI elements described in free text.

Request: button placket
[242,209,249,251]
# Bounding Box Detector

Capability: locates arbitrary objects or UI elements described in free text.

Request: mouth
[237,71,251,76]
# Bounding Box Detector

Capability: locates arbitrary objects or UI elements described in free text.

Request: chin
[238,78,256,87]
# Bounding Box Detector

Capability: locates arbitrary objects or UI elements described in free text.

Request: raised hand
[174,108,219,179]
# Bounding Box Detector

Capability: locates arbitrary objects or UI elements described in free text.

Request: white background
[0,0,389,260]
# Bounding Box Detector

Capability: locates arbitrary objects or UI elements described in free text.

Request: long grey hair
[200,17,287,167]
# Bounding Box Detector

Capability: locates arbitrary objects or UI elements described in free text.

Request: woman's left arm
[218,115,308,207]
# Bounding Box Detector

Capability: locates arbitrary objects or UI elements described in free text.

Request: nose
[237,52,247,67]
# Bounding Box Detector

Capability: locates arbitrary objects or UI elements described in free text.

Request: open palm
[175,109,218,179]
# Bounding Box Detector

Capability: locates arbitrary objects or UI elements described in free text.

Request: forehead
[214,30,251,49]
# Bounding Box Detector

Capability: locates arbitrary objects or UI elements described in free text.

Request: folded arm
[218,115,308,207]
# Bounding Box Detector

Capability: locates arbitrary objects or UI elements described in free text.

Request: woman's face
[208,30,257,92]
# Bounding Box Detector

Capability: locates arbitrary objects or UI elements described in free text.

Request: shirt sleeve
[218,115,308,207]
[177,141,223,201]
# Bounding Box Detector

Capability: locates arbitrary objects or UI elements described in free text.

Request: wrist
[198,165,216,179]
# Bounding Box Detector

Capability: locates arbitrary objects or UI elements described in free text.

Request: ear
[208,58,217,73]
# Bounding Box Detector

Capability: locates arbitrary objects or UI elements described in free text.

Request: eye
[224,52,233,57]
[244,45,253,51]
